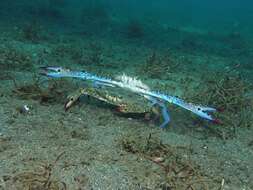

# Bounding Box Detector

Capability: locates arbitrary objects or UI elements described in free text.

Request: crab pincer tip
[212,118,222,125]
[217,107,225,112]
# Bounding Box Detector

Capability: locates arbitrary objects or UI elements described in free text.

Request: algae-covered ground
[0,18,253,190]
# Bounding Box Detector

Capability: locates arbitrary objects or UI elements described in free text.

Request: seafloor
[0,18,253,190]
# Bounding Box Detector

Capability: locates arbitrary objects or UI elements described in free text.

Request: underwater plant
[52,42,79,58]
[187,72,253,138]
[75,42,105,72]
[0,152,67,190]
[0,71,13,81]
[0,44,33,71]
[12,75,74,105]
[87,42,104,66]
[205,75,250,113]
[139,51,180,79]
[222,32,250,56]
[52,42,83,62]
[120,134,220,189]
[53,41,104,70]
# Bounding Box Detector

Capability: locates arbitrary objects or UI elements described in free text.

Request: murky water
[0,1,252,189]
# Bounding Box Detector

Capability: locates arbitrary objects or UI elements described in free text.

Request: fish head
[40,66,71,78]
[192,105,222,124]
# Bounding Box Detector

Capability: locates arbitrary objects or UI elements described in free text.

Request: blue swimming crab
[40,66,221,127]
[64,87,170,128]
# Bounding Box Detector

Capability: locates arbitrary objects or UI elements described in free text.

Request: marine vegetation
[139,51,180,79]
[0,152,67,190]
[120,134,220,189]
[40,66,221,127]
[12,75,74,105]
[52,42,82,60]
[188,71,253,138]
[52,41,104,71]
[0,44,33,71]
[78,42,104,68]
[0,136,11,153]
[219,32,250,56]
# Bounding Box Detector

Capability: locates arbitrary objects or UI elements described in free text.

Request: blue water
[2,1,253,30]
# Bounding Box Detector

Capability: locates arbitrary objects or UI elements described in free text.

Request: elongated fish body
[40,66,220,124]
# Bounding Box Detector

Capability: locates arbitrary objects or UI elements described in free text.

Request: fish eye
[197,107,201,111]
[57,69,61,72]
[70,97,74,101]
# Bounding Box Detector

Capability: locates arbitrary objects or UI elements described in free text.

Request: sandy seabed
[0,22,253,190]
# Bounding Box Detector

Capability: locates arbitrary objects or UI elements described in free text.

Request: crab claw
[212,118,222,125]
[64,99,73,111]
[217,107,225,112]
[64,88,86,111]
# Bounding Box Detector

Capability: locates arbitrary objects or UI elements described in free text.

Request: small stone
[152,157,165,163]
[17,105,31,114]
